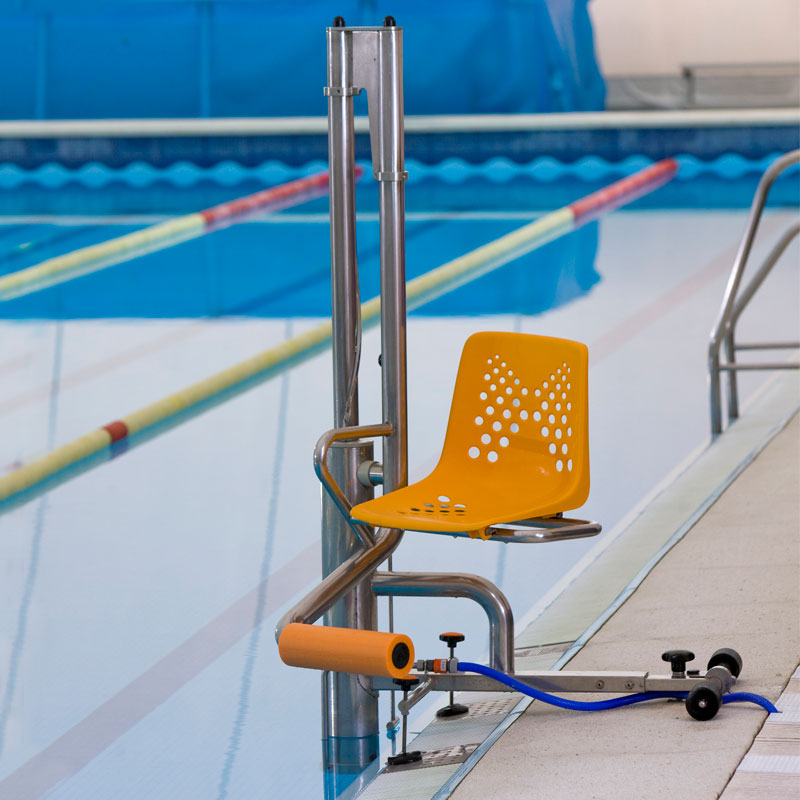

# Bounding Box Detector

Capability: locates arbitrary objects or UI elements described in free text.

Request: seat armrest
[313,423,393,547]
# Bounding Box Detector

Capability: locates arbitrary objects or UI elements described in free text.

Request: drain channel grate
[406,694,520,753]
[466,697,520,717]
[384,744,479,773]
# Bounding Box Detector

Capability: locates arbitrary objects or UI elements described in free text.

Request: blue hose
[457,662,779,714]
[722,692,779,713]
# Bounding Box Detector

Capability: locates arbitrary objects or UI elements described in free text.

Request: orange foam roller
[279,623,414,679]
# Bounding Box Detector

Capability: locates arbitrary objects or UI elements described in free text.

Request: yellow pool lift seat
[351,332,596,541]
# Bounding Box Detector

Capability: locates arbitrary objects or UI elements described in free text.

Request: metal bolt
[625,681,635,690]
[595,680,605,690]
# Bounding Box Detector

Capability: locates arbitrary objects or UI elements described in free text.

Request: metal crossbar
[708,149,800,435]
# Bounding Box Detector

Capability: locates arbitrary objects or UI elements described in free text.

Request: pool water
[0,161,798,799]
[0,212,600,319]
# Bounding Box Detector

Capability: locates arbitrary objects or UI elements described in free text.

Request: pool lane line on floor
[215,321,292,800]
[0,537,324,800]
[0,160,677,509]
[0,169,337,301]
[0,323,62,759]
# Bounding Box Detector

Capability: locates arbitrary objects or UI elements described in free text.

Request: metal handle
[372,571,515,673]
[314,423,393,547]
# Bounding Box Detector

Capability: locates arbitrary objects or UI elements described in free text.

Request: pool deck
[452,410,799,800]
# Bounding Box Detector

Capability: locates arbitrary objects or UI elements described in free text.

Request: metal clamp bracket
[375,170,409,182]
[323,86,362,97]
[314,423,393,548]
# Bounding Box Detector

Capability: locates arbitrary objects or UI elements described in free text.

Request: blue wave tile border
[0,125,797,173]
[0,153,797,191]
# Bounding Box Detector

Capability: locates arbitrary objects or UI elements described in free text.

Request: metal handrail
[313,423,393,548]
[372,571,515,673]
[708,149,800,435]
[274,526,404,639]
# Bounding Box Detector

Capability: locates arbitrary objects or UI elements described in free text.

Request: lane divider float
[0,159,679,507]
[0,168,348,301]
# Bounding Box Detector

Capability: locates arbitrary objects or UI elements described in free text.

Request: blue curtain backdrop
[0,1,604,119]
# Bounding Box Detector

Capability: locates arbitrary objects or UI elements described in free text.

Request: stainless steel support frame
[708,149,800,435]
[276,526,403,636]
[372,571,515,673]
[320,438,378,775]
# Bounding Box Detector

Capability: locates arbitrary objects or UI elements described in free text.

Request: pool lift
[276,16,762,784]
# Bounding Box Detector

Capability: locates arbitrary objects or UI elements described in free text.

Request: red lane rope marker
[0,167,357,301]
[569,159,679,224]
[101,421,129,444]
[200,169,362,229]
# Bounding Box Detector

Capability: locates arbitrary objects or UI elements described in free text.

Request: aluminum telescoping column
[322,20,378,791]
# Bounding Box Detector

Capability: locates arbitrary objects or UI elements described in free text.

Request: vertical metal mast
[321,15,408,795]
[373,18,409,495]
[323,18,378,794]
[327,19,360,432]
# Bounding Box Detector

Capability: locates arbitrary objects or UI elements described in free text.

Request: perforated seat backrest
[435,331,590,512]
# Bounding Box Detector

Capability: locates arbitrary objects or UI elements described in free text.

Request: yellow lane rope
[0,170,334,301]
[0,160,677,505]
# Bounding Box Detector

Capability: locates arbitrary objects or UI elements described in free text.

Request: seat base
[385,515,601,543]
[350,478,572,539]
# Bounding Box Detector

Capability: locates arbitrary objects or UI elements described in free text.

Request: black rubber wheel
[707,647,743,678]
[686,682,722,721]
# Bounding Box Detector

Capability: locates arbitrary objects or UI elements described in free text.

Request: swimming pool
[0,155,798,798]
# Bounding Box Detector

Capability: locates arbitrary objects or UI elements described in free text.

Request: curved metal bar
[314,423,393,548]
[275,526,403,640]
[487,517,602,543]
[708,149,800,434]
[372,570,514,673]
[730,221,800,327]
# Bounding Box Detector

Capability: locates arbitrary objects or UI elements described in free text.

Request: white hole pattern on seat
[469,354,575,472]
[402,497,469,518]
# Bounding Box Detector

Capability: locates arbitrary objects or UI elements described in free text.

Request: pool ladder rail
[708,148,800,435]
